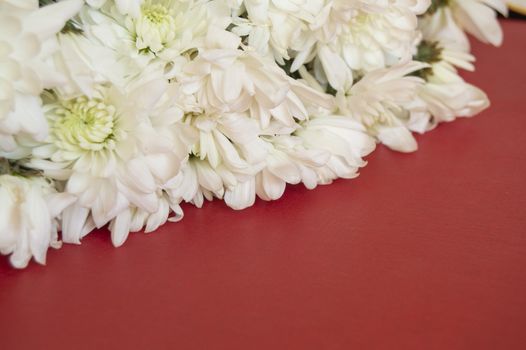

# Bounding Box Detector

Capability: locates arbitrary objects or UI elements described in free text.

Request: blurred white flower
[412,21,490,129]
[0,0,83,152]
[421,0,507,48]
[0,174,75,268]
[450,0,507,46]
[419,3,470,50]
[418,62,489,126]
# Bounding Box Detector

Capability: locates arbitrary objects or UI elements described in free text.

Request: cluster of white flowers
[0,0,506,268]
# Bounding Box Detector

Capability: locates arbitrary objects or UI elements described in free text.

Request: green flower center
[411,40,443,80]
[425,0,450,15]
[142,4,169,24]
[130,1,177,53]
[50,96,119,152]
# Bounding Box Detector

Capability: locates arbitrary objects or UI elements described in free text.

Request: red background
[1,20,525,350]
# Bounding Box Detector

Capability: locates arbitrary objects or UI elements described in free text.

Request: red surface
[1,20,525,350]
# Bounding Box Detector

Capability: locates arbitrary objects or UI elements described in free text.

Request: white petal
[110,208,132,247]
[376,126,418,153]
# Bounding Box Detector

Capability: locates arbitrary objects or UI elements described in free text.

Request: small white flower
[0,174,75,268]
[294,111,376,184]
[412,21,490,129]
[418,68,489,125]
[248,109,376,202]
[337,61,427,152]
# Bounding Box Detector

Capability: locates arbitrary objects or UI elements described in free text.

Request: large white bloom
[230,0,429,92]
[30,75,191,246]
[79,0,230,75]
[0,0,83,152]
[0,174,75,268]
[169,27,335,210]
[296,0,429,91]
[322,1,429,70]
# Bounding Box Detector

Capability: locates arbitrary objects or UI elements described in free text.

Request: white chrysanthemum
[181,28,333,130]
[421,0,507,48]
[230,0,429,91]
[30,77,191,246]
[80,0,229,67]
[163,109,266,210]
[50,31,116,99]
[0,174,75,268]
[292,112,376,185]
[418,3,470,50]
[336,61,427,152]
[419,78,489,126]
[230,0,312,63]
[449,0,507,46]
[170,109,375,208]
[291,0,430,91]
[417,55,489,126]
[168,28,335,209]
[0,0,83,152]
[256,135,329,200]
[328,5,424,71]
[412,14,490,130]
[134,1,177,53]
[255,115,375,201]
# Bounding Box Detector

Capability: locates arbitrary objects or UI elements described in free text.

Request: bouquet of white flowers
[0,0,506,268]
